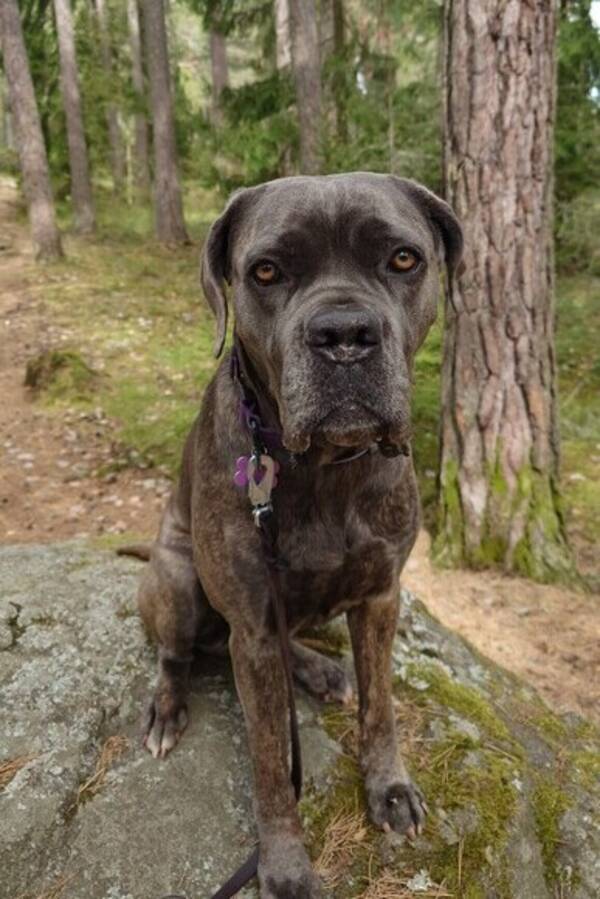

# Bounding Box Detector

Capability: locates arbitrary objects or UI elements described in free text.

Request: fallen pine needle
[76,735,128,806]
[0,753,37,791]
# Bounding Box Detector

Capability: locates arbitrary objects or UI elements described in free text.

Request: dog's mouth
[280,401,411,454]
[312,404,383,448]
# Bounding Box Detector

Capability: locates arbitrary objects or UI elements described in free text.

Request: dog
[135,173,463,898]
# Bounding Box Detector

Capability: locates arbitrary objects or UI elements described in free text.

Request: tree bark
[439,0,573,581]
[94,0,126,193]
[140,0,189,244]
[53,0,95,233]
[209,30,229,126]
[126,0,151,194]
[275,0,291,71]
[0,0,63,259]
[289,0,322,174]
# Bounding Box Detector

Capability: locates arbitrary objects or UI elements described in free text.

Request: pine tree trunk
[0,0,63,260]
[289,0,322,174]
[53,0,95,234]
[275,0,291,70]
[438,0,573,582]
[209,30,229,126]
[332,0,347,143]
[95,0,126,193]
[141,0,189,244]
[126,0,151,194]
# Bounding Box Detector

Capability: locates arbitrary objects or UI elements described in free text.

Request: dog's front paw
[367,777,427,840]
[259,838,323,899]
[143,693,188,759]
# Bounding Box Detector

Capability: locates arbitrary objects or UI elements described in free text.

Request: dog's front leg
[347,593,427,839]
[229,624,323,899]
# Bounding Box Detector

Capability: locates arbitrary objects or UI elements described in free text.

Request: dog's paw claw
[143,699,188,759]
[369,780,427,840]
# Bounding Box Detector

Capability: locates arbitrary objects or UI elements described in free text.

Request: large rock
[0,544,598,899]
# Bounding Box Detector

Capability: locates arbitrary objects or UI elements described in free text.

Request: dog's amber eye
[390,249,419,272]
[253,262,279,285]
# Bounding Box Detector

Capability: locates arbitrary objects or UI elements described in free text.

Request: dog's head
[201,173,463,453]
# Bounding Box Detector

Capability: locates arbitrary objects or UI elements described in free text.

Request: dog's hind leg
[138,499,201,758]
[290,641,353,705]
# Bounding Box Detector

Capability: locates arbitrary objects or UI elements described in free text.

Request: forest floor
[1,176,599,724]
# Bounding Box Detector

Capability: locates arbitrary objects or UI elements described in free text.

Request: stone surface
[1,543,598,899]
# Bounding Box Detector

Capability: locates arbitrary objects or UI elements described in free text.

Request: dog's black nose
[306,305,381,363]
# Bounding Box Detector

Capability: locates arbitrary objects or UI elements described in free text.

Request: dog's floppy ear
[392,177,465,282]
[201,188,252,358]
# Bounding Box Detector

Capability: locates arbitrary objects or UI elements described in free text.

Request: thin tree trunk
[275,0,291,70]
[209,30,229,126]
[332,0,347,143]
[0,0,63,259]
[95,0,126,193]
[127,0,151,194]
[141,0,189,244]
[438,0,573,581]
[53,0,95,233]
[289,0,322,174]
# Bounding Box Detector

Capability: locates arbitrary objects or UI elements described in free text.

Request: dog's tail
[116,543,152,562]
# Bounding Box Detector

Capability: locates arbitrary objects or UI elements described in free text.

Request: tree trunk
[94,0,126,193]
[209,30,229,126]
[289,0,322,174]
[275,0,291,70]
[0,0,63,260]
[438,0,573,582]
[332,0,347,143]
[126,0,151,194]
[141,0,189,244]
[53,0,95,234]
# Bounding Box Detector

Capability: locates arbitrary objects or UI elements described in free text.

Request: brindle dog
[137,173,463,898]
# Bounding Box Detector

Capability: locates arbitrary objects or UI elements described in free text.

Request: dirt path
[1,179,598,725]
[0,180,170,543]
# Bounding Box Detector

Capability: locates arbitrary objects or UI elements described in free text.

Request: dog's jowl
[136,173,463,898]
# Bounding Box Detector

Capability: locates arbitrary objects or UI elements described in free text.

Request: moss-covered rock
[302,589,600,898]
[24,348,98,400]
[1,545,598,898]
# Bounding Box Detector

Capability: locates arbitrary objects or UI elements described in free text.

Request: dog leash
[162,342,301,899]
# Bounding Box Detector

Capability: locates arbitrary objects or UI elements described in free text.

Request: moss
[433,458,464,566]
[415,745,518,897]
[532,775,572,886]
[24,349,98,401]
[87,532,147,552]
[570,749,600,790]
[527,708,570,746]
[403,663,511,744]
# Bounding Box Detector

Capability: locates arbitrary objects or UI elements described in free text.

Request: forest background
[0,0,599,589]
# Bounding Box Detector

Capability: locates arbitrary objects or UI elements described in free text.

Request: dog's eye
[389,249,420,273]
[253,261,280,285]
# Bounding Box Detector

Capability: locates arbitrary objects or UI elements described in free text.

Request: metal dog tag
[247,454,277,508]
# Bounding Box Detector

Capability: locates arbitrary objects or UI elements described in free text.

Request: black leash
[162,341,301,899]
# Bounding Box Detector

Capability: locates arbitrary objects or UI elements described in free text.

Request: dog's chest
[277,510,397,628]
